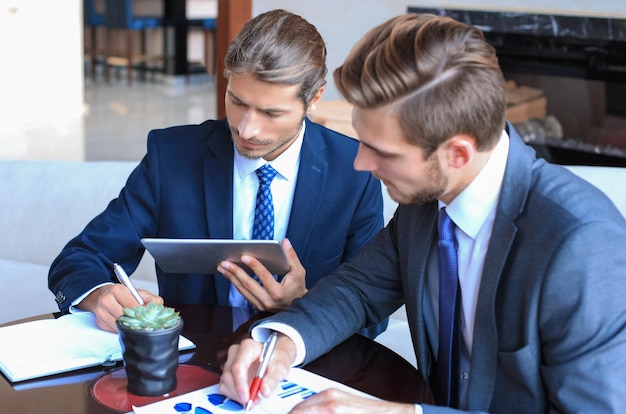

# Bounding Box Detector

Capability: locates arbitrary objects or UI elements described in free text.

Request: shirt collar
[440,129,510,239]
[234,121,306,182]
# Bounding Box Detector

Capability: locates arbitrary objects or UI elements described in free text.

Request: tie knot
[256,164,278,187]
[438,208,456,243]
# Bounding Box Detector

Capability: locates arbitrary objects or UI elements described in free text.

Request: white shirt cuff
[251,321,307,366]
[414,404,423,414]
[68,282,113,313]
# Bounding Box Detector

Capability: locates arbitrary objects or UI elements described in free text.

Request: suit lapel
[202,120,235,304]
[404,203,439,380]
[285,122,326,255]
[467,125,534,409]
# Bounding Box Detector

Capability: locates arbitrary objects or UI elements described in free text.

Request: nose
[353,144,375,172]
[238,111,260,139]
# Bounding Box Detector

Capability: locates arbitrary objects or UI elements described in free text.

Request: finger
[137,289,163,305]
[93,286,128,332]
[290,389,347,414]
[281,238,302,270]
[218,261,268,307]
[94,308,119,333]
[240,254,280,287]
[110,283,147,309]
[220,339,264,403]
[259,357,291,398]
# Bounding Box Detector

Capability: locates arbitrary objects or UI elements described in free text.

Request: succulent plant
[117,302,181,331]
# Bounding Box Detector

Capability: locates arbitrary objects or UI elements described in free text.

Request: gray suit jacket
[263,126,626,412]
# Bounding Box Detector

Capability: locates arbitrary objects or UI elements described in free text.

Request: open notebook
[0,312,195,382]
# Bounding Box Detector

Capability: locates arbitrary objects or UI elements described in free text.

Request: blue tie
[253,165,278,240]
[436,207,460,407]
[228,165,278,308]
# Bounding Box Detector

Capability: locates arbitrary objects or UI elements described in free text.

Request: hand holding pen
[246,331,279,412]
[113,263,145,305]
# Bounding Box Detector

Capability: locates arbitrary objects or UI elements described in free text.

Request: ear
[444,134,476,169]
[306,86,325,113]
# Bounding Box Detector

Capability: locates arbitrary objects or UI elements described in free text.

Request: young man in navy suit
[48,10,384,334]
[219,13,626,413]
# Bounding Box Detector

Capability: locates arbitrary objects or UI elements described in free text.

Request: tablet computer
[141,238,290,275]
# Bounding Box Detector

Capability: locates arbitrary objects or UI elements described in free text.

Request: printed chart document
[0,313,195,382]
[133,367,379,414]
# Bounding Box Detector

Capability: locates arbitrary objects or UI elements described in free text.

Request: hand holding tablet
[141,238,290,275]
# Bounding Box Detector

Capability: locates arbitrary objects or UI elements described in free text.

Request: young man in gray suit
[48,10,384,335]
[219,13,626,413]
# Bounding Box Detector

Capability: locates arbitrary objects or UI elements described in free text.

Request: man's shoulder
[149,119,228,139]
[305,119,359,145]
[303,119,360,162]
[146,119,231,154]
[527,160,624,227]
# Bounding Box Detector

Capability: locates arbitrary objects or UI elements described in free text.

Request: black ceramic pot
[116,319,183,396]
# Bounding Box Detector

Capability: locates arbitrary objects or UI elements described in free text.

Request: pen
[113,263,145,305]
[245,331,279,412]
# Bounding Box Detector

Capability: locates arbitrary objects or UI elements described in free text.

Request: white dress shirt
[425,130,509,408]
[228,122,305,307]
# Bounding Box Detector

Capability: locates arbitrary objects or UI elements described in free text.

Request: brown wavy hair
[334,13,506,155]
[224,9,328,107]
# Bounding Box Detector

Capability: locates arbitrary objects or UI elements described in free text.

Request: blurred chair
[187,17,217,77]
[83,0,106,80]
[103,0,163,85]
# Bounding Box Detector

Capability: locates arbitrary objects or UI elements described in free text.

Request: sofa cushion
[565,165,626,218]
[0,160,138,266]
[0,160,159,323]
[0,259,58,324]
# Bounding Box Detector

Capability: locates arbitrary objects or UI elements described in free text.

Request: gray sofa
[1,159,624,351]
[0,160,157,324]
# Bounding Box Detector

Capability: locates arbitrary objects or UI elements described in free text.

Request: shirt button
[461,371,469,380]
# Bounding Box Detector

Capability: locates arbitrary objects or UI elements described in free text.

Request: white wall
[0,0,84,160]
[253,0,626,101]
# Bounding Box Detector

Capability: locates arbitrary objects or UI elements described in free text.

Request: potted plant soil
[116,302,183,396]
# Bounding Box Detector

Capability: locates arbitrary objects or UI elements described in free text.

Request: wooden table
[0,304,432,412]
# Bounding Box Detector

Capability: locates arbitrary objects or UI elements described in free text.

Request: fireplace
[408,7,626,167]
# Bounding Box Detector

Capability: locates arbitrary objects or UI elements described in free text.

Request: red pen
[245,331,279,412]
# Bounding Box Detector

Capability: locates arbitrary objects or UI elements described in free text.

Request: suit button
[55,291,66,303]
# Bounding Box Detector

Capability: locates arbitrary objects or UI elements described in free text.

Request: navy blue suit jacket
[49,118,383,315]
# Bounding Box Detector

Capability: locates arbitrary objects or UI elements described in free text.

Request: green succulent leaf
[117,302,181,331]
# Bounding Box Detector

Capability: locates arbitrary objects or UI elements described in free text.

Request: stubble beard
[406,154,447,205]
[231,115,305,161]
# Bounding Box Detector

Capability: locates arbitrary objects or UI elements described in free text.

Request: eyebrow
[227,90,290,114]
[359,139,397,158]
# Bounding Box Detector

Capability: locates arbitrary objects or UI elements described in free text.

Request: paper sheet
[132,367,377,414]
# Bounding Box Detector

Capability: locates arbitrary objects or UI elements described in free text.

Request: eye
[228,95,246,107]
[377,149,396,159]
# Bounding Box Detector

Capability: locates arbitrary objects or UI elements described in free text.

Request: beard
[230,115,305,160]
[405,153,447,205]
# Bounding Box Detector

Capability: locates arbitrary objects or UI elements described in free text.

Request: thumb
[282,238,300,268]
